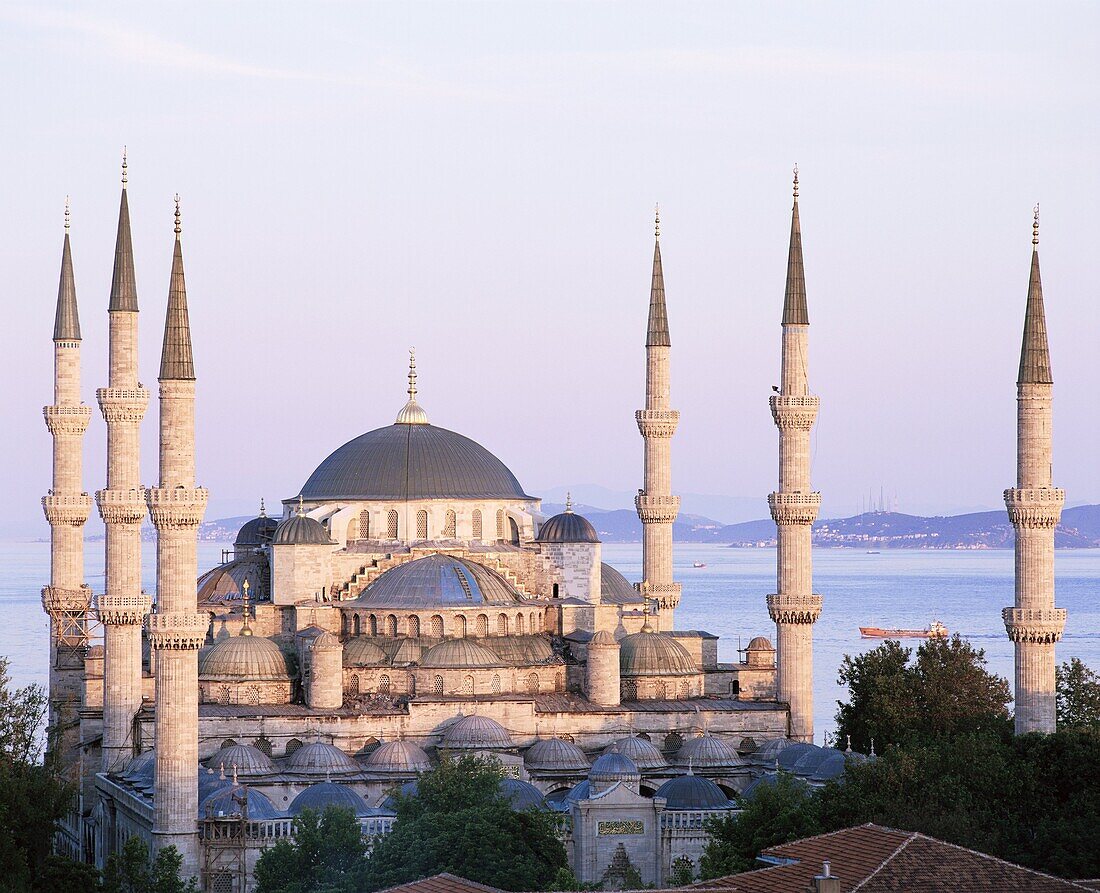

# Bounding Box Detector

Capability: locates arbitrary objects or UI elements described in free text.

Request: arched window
[349,675,360,695]
[730,680,740,697]
[475,614,488,637]
[346,516,359,542]
[471,510,483,540]
[515,614,524,634]
[247,685,260,706]
[285,738,303,756]
[432,675,444,696]
[359,509,370,540]
[444,510,456,537]
[497,613,508,636]
[221,738,238,750]
[379,674,392,694]
[496,509,505,540]
[408,615,421,637]
[341,613,349,636]
[679,681,691,699]
[555,672,563,691]
[461,675,474,695]
[455,615,467,637]
[621,679,638,701]
[386,510,399,539]
[430,615,444,637]
[369,615,378,636]
[219,686,231,705]
[353,614,361,636]
[386,614,398,637]
[656,680,667,700]
[552,583,559,598]
[416,509,428,540]
[491,674,501,694]
[211,871,234,893]
[530,612,538,633]
[526,673,539,694]
[664,732,684,754]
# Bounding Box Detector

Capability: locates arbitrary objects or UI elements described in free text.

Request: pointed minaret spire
[395,347,429,424]
[53,197,81,341]
[646,204,670,347]
[1018,204,1053,385]
[109,148,138,312]
[159,195,195,380]
[782,165,808,326]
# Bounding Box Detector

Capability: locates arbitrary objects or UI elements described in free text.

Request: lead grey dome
[351,554,522,608]
[285,742,361,776]
[589,749,640,782]
[235,514,279,547]
[299,423,531,502]
[420,638,501,669]
[675,735,744,769]
[537,511,599,544]
[201,784,280,819]
[342,638,388,667]
[272,513,332,546]
[499,778,548,811]
[606,736,667,770]
[289,781,369,816]
[525,738,590,771]
[776,742,818,770]
[199,636,290,680]
[365,740,432,772]
[619,629,697,676]
[655,774,731,810]
[205,743,276,777]
[441,715,512,750]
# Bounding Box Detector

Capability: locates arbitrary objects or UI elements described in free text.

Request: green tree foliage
[1057,658,1100,730]
[835,635,1011,751]
[253,807,367,893]
[362,755,567,892]
[699,774,822,879]
[102,837,197,893]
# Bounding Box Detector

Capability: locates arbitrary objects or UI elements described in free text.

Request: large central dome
[300,423,532,502]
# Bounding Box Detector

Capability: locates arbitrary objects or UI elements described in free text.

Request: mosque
[39,156,1063,891]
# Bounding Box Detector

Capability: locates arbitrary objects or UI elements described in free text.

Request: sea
[4,541,1098,742]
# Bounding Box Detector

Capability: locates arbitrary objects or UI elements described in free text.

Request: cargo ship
[859,620,948,639]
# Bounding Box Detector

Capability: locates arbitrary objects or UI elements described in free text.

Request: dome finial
[297,494,305,516]
[121,146,128,187]
[641,598,653,633]
[259,497,266,518]
[395,348,430,424]
[240,579,253,636]
[793,164,799,200]
[64,196,71,233]
[174,193,181,237]
[565,492,573,513]
[654,203,660,239]
[408,348,417,400]
[1032,203,1040,248]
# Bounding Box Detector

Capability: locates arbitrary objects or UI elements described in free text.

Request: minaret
[41,198,94,774]
[634,206,681,629]
[95,151,152,773]
[1003,206,1065,735]
[766,168,822,744]
[147,196,208,871]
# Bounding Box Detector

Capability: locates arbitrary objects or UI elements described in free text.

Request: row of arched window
[342,610,541,638]
[345,671,563,697]
[345,507,514,542]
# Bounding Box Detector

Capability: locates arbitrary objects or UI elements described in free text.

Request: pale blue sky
[2,2,1097,535]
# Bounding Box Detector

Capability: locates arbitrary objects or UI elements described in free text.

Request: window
[475,614,488,637]
[621,679,638,701]
[379,674,392,694]
[253,736,273,757]
[455,615,467,637]
[491,674,501,694]
[444,510,456,537]
[461,675,474,695]
[210,871,233,893]
[247,686,260,706]
[352,615,361,636]
[496,509,505,540]
[416,509,428,539]
[369,615,378,635]
[432,675,444,696]
[497,613,508,636]
[430,615,444,637]
[555,672,563,691]
[730,680,740,697]
[664,732,683,754]
[285,738,303,756]
[526,673,539,694]
[221,738,238,750]
[530,612,538,633]
[386,510,399,539]
[552,583,559,598]
[408,615,421,637]
[219,686,231,705]
[346,516,359,542]
[679,681,691,699]
[349,675,360,695]
[341,614,349,636]
[655,681,667,700]
[471,510,482,540]
[359,509,370,539]
[386,615,397,637]
[515,614,524,634]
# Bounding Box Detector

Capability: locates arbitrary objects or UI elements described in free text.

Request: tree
[102,837,198,893]
[834,636,1011,750]
[1056,658,1100,730]
[361,755,567,892]
[253,807,367,893]
[699,774,821,879]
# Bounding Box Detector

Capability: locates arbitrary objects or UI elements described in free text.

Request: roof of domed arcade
[420,638,501,668]
[655,773,733,810]
[605,736,667,770]
[284,741,361,776]
[199,635,291,680]
[350,554,523,609]
[364,740,433,772]
[675,735,745,769]
[619,628,697,676]
[524,737,591,772]
[440,714,513,750]
[289,782,370,816]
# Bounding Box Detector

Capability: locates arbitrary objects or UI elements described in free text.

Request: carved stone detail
[96,387,149,423]
[635,409,680,438]
[767,593,823,625]
[43,404,92,436]
[96,489,148,525]
[147,487,209,528]
[42,493,93,526]
[146,612,210,650]
[770,394,819,430]
[635,493,681,523]
[41,584,93,616]
[768,491,821,525]
[97,592,152,625]
[638,581,681,610]
[1004,488,1065,528]
[1002,607,1066,644]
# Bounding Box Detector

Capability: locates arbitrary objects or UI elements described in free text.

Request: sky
[1,2,1097,537]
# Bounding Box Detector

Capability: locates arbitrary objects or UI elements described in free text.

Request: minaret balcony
[1003,488,1064,528]
[638,581,681,609]
[1002,607,1066,644]
[96,592,152,626]
[635,409,680,438]
[769,395,819,430]
[95,488,148,525]
[768,492,821,525]
[766,593,823,625]
[42,493,93,526]
[147,487,209,529]
[96,387,149,423]
[635,493,680,523]
[41,584,93,616]
[43,404,92,436]
[147,611,210,650]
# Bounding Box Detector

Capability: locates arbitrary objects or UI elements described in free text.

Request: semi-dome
[205,743,276,777]
[285,742,361,776]
[441,715,513,750]
[200,784,280,819]
[272,512,333,546]
[499,777,548,811]
[365,740,432,772]
[525,738,590,771]
[289,781,369,816]
[600,564,642,605]
[589,748,640,783]
[746,636,775,651]
[606,736,667,770]
[353,554,523,608]
[655,774,731,810]
[299,423,532,502]
[199,636,290,679]
[619,628,697,676]
[675,735,744,769]
[235,514,279,547]
[420,638,500,669]
[537,508,599,544]
[343,638,389,667]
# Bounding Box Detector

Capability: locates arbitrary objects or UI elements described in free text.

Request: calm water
[4,541,1099,740]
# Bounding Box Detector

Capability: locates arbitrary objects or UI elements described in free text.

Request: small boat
[859,620,948,639]
[866,550,881,555]
[692,561,707,568]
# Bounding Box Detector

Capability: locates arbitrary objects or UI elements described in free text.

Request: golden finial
[64,196,71,233]
[121,147,128,187]
[654,203,660,239]
[565,492,573,513]
[641,598,653,633]
[793,164,799,200]
[1032,203,1040,247]
[297,494,305,516]
[407,348,418,401]
[240,579,252,635]
[174,194,181,237]
[259,497,266,518]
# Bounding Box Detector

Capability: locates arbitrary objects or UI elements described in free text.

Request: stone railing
[766,593,823,625]
[41,584,93,616]
[769,394,819,430]
[96,489,148,525]
[1002,607,1067,644]
[42,493,93,526]
[635,494,681,524]
[96,387,149,423]
[1003,488,1065,528]
[638,581,682,610]
[147,487,209,528]
[768,492,821,525]
[147,611,210,650]
[635,409,680,438]
[43,404,92,435]
[96,592,152,625]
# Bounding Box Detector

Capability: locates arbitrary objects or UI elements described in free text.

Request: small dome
[441,715,513,750]
[746,636,775,651]
[776,742,819,771]
[285,742,361,776]
[752,737,796,766]
[600,564,642,605]
[619,629,696,676]
[566,779,591,801]
[86,644,105,659]
[537,510,599,544]
[381,780,419,810]
[675,735,744,769]
[499,777,547,811]
[525,738,590,771]
[201,784,280,819]
[342,638,388,667]
[365,740,432,773]
[589,748,640,783]
[606,736,667,770]
[792,746,839,777]
[353,554,522,609]
[273,512,333,546]
[482,635,556,664]
[741,773,809,800]
[312,631,341,651]
[124,750,155,782]
[235,514,279,547]
[199,636,290,679]
[421,638,500,669]
[655,774,731,810]
[590,629,617,647]
[205,744,276,777]
[811,751,849,782]
[289,782,369,816]
[198,768,233,803]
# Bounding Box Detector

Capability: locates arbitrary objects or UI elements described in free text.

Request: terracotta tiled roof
[694,824,1093,892]
[374,873,508,893]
